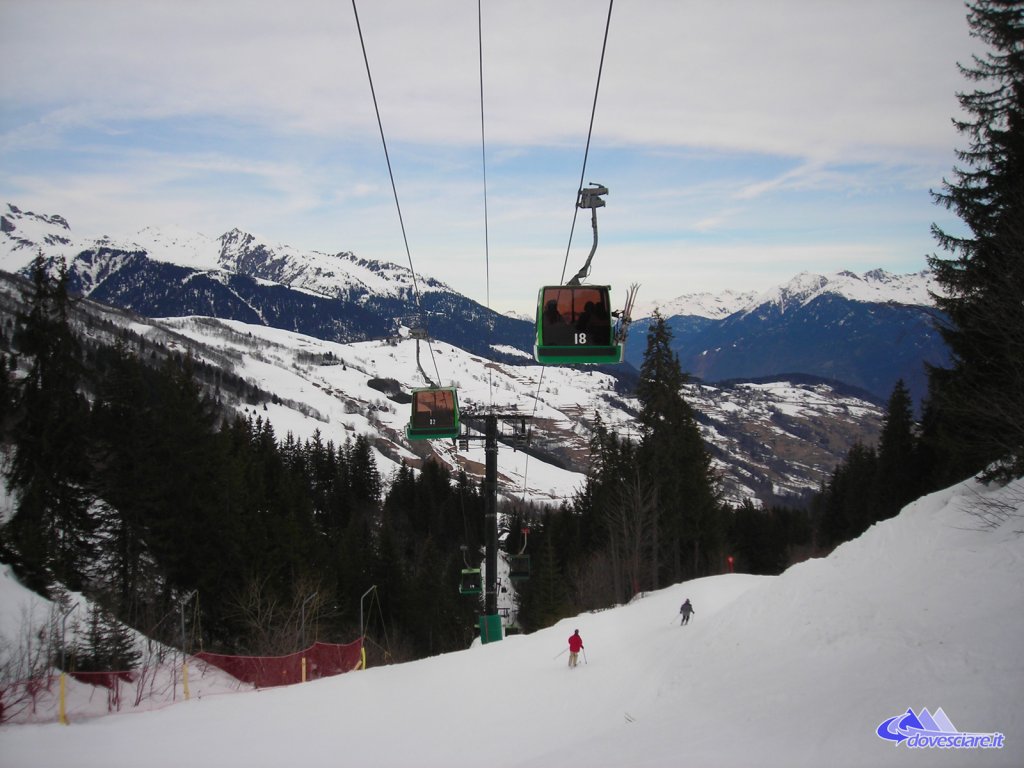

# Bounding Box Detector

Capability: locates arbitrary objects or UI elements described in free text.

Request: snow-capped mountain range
[628,268,948,408]
[1,203,534,361]
[2,203,939,326]
[1,205,448,301]
[638,268,938,320]
[1,204,947,408]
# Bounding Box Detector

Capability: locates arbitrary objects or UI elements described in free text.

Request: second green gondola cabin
[406,387,460,441]
[459,568,482,595]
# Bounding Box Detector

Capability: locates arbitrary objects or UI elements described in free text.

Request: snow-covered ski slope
[1,476,1021,767]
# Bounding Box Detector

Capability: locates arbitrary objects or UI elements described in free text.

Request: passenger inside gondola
[573,290,611,345]
[576,298,610,344]
[542,295,573,345]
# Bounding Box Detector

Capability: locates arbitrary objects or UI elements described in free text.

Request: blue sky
[1,0,980,314]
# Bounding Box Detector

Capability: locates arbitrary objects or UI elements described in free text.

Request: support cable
[478,0,491,315]
[352,0,442,387]
[558,0,615,285]
[478,0,495,408]
[529,0,614,499]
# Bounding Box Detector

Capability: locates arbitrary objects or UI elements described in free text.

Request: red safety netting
[70,670,135,690]
[0,639,363,724]
[194,639,363,688]
[1,665,183,724]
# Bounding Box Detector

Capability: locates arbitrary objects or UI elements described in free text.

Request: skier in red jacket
[567,629,584,668]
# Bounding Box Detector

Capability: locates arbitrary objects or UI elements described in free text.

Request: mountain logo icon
[876,707,1004,750]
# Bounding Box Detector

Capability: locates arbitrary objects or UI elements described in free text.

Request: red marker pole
[726,555,734,573]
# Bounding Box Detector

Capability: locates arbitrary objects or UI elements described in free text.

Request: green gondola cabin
[459,568,482,595]
[508,554,531,581]
[534,285,623,365]
[406,387,460,441]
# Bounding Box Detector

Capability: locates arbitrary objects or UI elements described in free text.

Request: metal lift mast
[459,411,530,642]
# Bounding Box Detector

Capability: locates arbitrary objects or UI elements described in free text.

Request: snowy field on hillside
[1,475,1021,767]
[159,317,611,503]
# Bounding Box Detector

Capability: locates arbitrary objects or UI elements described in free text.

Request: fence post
[179,591,196,701]
[301,657,307,683]
[58,604,78,725]
[58,673,67,725]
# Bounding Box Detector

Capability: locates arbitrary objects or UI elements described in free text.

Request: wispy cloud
[0,0,982,313]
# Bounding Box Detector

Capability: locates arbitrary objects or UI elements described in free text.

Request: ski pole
[582,649,588,665]
[554,648,567,660]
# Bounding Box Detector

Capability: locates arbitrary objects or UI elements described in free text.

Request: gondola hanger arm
[567,183,608,287]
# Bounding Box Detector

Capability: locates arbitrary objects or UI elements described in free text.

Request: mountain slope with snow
[742,268,938,315]
[0,269,881,507]
[1,476,1020,767]
[643,268,939,321]
[1,203,534,361]
[628,269,949,408]
[1,203,445,301]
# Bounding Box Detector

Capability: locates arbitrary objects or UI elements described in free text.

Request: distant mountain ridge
[2,203,949,408]
[0,203,533,362]
[639,268,939,320]
[629,268,949,408]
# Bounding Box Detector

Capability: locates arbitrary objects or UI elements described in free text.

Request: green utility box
[478,614,503,644]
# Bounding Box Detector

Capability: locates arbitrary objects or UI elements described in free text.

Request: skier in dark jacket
[680,599,695,625]
[567,629,584,667]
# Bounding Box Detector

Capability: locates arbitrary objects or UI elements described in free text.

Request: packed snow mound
[1,476,1021,767]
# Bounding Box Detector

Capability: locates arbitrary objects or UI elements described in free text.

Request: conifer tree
[5,256,93,590]
[928,0,1024,480]
[814,442,879,547]
[635,312,720,582]
[874,379,921,519]
[515,522,570,631]
[74,604,141,672]
[88,342,166,622]
[347,434,382,512]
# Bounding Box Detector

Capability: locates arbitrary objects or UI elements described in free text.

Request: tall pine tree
[5,257,93,590]
[635,311,721,582]
[873,379,922,520]
[928,0,1024,480]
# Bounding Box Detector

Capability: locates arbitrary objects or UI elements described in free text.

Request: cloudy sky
[1,0,981,314]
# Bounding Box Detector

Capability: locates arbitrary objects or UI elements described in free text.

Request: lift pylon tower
[458,411,530,644]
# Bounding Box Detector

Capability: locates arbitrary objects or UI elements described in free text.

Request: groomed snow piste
[1,476,1021,767]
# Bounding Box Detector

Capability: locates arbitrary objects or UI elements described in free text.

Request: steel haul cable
[559,0,615,286]
[351,0,443,387]
[525,0,615,500]
[478,0,495,409]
